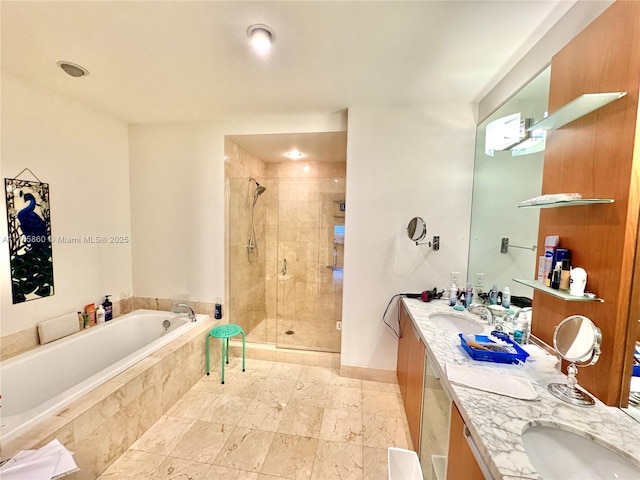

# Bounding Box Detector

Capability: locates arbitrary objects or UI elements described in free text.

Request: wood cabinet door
[405,322,426,451]
[446,404,485,480]
[397,302,410,401]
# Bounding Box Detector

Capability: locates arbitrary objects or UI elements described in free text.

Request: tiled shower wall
[225,139,268,337]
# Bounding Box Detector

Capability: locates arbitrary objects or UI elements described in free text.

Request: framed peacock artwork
[4,178,54,303]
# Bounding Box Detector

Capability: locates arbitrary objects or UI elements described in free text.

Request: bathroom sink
[428,314,483,334]
[521,425,640,479]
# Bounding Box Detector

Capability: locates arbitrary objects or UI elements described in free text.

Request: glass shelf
[514,278,603,302]
[528,92,627,131]
[518,198,614,209]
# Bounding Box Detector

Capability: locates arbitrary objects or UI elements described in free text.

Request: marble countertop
[401,297,640,480]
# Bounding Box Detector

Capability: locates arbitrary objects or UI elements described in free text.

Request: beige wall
[0,73,133,340]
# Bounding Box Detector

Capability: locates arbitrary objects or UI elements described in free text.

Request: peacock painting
[4,178,54,303]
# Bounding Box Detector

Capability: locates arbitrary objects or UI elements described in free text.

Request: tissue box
[459,333,529,365]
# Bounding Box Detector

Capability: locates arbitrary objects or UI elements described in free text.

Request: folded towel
[446,363,538,400]
[518,193,582,206]
[37,312,80,345]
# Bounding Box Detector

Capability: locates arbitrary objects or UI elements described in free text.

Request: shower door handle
[281,258,287,276]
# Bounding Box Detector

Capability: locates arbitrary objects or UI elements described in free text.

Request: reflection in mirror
[467,66,550,300]
[548,315,602,407]
[407,217,427,243]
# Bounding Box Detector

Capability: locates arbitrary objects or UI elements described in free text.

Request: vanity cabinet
[397,301,426,451]
[446,404,485,480]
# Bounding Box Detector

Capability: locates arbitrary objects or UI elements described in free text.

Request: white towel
[0,439,78,479]
[446,363,538,400]
[37,313,80,345]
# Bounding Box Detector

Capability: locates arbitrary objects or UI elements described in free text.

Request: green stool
[206,324,245,384]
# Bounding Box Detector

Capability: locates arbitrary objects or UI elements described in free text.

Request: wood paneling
[533,0,640,405]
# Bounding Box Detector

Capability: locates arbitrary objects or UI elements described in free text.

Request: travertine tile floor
[97,358,410,479]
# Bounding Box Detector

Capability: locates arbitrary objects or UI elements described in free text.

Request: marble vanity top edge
[400,297,640,480]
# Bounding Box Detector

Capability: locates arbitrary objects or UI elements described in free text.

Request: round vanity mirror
[548,315,602,407]
[554,315,602,364]
[407,217,427,243]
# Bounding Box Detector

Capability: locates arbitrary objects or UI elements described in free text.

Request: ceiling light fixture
[247,24,275,52]
[57,61,89,78]
[285,151,304,160]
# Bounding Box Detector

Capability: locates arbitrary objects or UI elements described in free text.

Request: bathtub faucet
[170,303,197,322]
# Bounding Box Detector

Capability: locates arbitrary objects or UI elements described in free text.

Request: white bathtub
[0,309,206,443]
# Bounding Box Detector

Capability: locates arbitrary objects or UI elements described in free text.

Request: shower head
[250,177,266,196]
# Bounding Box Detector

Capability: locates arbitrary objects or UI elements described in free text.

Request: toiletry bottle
[560,259,571,291]
[102,295,113,321]
[83,313,90,329]
[502,287,511,309]
[449,284,457,306]
[543,235,559,286]
[537,256,545,283]
[551,261,561,289]
[215,297,222,320]
[85,303,96,326]
[514,312,531,345]
[96,304,106,324]
[489,284,498,305]
[570,267,587,296]
[465,283,473,309]
[77,311,84,330]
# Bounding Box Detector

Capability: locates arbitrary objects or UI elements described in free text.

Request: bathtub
[0,309,206,443]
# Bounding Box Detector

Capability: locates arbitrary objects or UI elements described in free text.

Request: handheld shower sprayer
[247,177,267,260]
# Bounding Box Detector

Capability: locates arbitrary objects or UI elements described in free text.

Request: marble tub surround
[401,298,640,479]
[98,358,408,480]
[132,296,217,318]
[0,296,135,361]
[1,316,218,479]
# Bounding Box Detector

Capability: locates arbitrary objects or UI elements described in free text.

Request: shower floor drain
[284,330,295,335]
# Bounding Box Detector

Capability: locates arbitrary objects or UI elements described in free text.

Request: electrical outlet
[336,321,342,331]
[451,272,460,286]
[475,273,485,287]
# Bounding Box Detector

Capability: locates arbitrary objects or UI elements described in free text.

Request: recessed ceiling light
[247,24,275,52]
[285,151,304,160]
[57,61,89,78]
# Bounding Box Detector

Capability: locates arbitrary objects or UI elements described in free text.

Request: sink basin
[428,314,483,334]
[522,425,640,479]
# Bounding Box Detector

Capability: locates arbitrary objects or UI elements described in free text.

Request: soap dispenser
[102,295,113,321]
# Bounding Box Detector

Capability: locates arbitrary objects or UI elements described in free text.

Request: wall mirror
[467,66,550,300]
[407,217,427,244]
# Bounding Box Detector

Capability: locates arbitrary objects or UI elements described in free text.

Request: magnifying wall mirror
[407,217,427,244]
[406,217,440,250]
[548,315,602,407]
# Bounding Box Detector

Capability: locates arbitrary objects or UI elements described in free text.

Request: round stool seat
[210,324,243,338]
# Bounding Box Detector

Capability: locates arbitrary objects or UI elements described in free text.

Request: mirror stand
[548,363,596,407]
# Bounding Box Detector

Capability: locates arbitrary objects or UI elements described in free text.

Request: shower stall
[226,162,345,353]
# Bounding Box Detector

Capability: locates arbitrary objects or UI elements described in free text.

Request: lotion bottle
[96,305,106,324]
[502,287,511,309]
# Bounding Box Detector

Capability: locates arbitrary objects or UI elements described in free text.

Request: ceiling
[228,132,347,163]
[1,1,575,162]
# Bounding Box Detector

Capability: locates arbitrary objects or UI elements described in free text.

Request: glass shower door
[275,177,344,352]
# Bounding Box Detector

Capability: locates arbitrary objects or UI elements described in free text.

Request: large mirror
[467,66,550,300]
